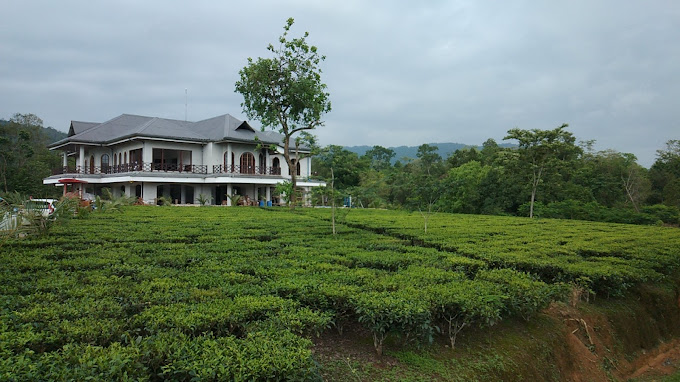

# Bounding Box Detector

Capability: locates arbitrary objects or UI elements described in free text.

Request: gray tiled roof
[50,113,292,148]
[69,121,99,136]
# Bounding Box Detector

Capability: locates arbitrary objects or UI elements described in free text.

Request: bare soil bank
[314,280,680,381]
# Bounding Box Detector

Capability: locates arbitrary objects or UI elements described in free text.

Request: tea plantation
[1,206,679,380]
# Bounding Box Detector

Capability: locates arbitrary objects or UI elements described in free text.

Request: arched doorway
[101,154,110,173]
[272,157,281,175]
[240,153,255,174]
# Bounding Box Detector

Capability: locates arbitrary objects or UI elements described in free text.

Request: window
[240,152,255,174]
[90,155,95,174]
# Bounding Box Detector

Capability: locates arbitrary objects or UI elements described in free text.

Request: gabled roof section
[68,121,99,137]
[192,114,284,145]
[236,121,255,132]
[49,112,308,150]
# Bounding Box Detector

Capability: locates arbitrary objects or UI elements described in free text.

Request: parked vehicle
[22,199,57,217]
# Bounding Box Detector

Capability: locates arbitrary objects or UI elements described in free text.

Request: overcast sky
[1,1,678,167]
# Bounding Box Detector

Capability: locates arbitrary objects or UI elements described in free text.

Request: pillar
[226,184,232,206]
[79,146,85,173]
[227,143,232,172]
[265,149,269,173]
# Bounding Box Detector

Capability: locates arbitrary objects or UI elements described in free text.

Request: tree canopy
[235,17,331,208]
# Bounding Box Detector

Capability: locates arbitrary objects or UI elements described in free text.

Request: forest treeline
[312,124,680,225]
[0,113,64,197]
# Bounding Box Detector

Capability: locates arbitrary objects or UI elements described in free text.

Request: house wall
[143,141,204,165]
[75,141,207,168]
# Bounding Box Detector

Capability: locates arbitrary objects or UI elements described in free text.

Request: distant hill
[0,119,68,144]
[43,126,67,143]
[344,142,514,163]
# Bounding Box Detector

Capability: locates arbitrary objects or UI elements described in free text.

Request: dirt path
[625,339,680,380]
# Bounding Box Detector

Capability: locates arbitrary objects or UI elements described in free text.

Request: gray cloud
[1,1,678,166]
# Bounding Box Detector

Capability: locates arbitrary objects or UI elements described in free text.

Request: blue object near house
[343,196,352,208]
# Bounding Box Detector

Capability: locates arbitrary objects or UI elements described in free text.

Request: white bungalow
[43,113,325,205]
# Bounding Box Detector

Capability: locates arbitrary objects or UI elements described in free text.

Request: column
[226,184,232,206]
[264,149,269,174]
[266,185,271,202]
[143,183,156,205]
[142,142,152,165]
[79,146,85,173]
[227,143,232,172]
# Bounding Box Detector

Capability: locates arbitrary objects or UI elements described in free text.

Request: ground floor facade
[44,172,323,206]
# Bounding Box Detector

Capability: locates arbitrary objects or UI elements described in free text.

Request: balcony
[51,163,288,177]
[212,165,282,176]
[52,162,209,175]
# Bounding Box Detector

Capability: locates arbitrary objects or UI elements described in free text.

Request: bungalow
[43,113,325,205]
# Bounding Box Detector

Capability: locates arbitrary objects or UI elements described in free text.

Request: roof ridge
[134,117,158,134]
[70,114,127,138]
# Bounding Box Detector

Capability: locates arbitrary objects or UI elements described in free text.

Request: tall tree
[649,140,680,207]
[362,145,395,171]
[235,18,331,209]
[0,114,61,196]
[416,144,442,176]
[504,124,580,218]
[313,145,364,190]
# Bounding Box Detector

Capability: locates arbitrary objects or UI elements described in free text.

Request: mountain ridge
[344,142,515,162]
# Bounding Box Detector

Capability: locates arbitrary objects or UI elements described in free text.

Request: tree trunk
[283,137,297,210]
[529,166,543,218]
[622,172,640,213]
[331,167,336,235]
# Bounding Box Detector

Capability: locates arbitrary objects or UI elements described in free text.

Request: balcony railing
[52,162,209,175]
[51,162,288,176]
[212,165,282,176]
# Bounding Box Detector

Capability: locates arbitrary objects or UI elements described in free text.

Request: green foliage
[197,194,211,206]
[235,17,331,208]
[518,199,680,225]
[0,193,77,239]
[649,140,680,207]
[313,145,365,189]
[156,196,173,206]
[0,113,62,196]
[1,207,678,378]
[363,145,395,171]
[274,181,293,206]
[504,124,581,218]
